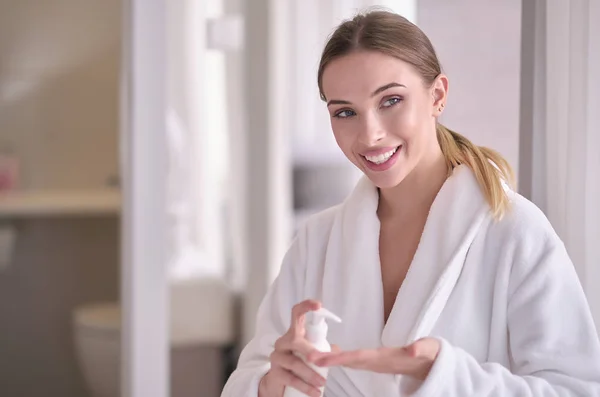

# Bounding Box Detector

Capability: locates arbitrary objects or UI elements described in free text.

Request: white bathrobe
[221,165,600,397]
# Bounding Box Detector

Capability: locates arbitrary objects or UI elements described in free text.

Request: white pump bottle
[283,307,342,397]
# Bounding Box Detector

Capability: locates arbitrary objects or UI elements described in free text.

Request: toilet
[73,303,121,397]
[73,277,236,397]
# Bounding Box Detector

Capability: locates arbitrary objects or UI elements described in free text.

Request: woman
[222,10,600,397]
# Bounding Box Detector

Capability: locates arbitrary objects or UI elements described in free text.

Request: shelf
[0,188,121,218]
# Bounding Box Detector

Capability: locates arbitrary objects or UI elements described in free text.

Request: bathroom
[0,1,598,397]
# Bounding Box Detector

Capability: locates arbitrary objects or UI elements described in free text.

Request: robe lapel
[322,175,383,351]
[321,177,386,397]
[381,165,491,347]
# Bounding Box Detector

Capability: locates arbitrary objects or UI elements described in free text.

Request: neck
[377,146,449,220]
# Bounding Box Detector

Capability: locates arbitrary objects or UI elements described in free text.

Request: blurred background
[0,0,597,397]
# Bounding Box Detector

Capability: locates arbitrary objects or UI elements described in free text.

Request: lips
[360,145,402,172]
[363,146,398,165]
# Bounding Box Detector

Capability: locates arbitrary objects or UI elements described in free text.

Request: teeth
[365,147,398,164]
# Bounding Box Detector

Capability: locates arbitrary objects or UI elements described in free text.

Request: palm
[306,337,440,380]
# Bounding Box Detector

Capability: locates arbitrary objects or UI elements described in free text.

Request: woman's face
[321,50,447,189]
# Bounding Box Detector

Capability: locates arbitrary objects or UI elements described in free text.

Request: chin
[363,167,410,189]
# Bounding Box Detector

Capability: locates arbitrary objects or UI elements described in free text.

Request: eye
[382,97,402,108]
[333,109,356,119]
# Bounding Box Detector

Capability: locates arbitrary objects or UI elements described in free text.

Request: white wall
[418,0,522,176]
[0,0,120,189]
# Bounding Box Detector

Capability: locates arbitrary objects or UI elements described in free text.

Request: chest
[379,215,427,322]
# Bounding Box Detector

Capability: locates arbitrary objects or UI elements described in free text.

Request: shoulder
[492,192,558,242]
[280,205,342,284]
[295,204,342,243]
[485,191,570,280]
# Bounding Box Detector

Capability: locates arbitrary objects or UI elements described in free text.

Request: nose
[358,111,386,146]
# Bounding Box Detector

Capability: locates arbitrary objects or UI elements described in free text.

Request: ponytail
[436,124,515,220]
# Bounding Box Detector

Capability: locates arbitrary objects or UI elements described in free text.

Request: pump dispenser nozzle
[305,308,342,344]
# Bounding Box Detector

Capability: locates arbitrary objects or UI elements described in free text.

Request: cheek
[331,123,362,161]
[388,103,431,145]
[331,122,353,149]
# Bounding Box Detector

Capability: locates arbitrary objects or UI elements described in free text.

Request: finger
[272,366,322,397]
[274,332,316,356]
[289,336,321,357]
[331,344,341,353]
[290,299,321,334]
[314,347,408,372]
[314,349,379,369]
[271,350,326,388]
[274,333,292,351]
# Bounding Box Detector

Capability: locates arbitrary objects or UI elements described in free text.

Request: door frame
[120,0,169,396]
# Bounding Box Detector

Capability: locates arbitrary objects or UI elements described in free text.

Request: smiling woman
[222,8,600,397]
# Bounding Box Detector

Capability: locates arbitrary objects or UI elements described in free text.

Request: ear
[432,74,449,117]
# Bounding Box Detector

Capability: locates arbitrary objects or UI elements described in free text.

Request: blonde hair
[317,10,515,219]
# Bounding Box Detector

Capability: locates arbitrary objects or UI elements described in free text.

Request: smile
[360,145,402,172]
[363,146,399,165]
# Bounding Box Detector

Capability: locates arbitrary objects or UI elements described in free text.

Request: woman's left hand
[307,337,441,380]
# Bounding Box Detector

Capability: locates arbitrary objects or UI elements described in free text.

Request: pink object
[0,154,19,192]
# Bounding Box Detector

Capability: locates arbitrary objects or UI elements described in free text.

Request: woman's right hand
[258,299,328,397]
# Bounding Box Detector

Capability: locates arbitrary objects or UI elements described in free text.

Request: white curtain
[521,0,600,328]
[166,0,227,279]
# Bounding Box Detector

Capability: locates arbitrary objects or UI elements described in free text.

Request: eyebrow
[326,82,407,107]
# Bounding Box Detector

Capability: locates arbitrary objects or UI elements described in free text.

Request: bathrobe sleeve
[413,235,600,397]
[220,227,308,397]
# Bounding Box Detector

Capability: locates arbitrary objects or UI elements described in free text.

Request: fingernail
[318,377,326,386]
